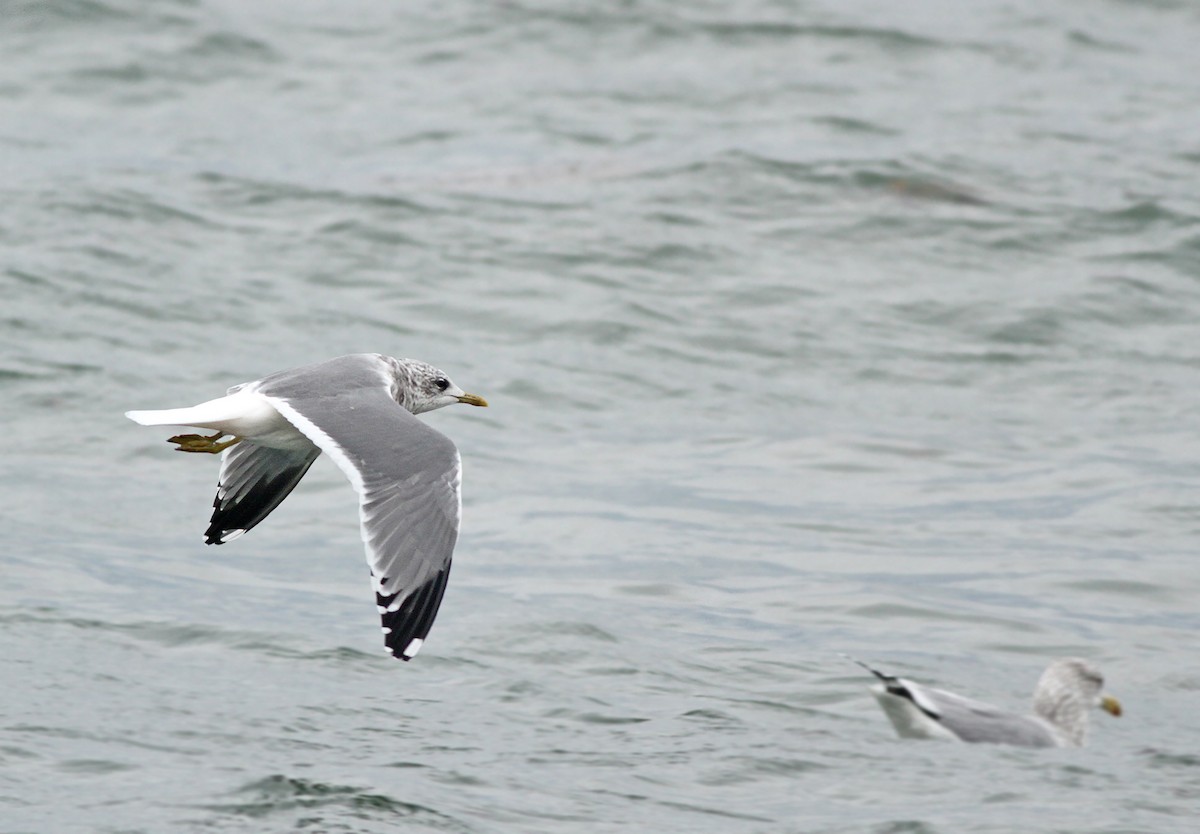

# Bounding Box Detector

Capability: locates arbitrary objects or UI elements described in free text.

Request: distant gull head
[1030,657,1121,747]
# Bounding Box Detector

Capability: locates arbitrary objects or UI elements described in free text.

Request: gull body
[854,657,1121,748]
[126,353,488,661]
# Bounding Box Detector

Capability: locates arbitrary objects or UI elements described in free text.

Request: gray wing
[205,440,321,545]
[256,355,461,661]
[920,686,1060,748]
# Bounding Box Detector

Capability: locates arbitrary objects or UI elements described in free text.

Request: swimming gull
[126,353,488,661]
[851,656,1121,747]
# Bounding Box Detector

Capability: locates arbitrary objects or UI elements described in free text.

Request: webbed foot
[167,430,243,454]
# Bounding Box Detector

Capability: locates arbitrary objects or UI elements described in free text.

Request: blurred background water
[3,0,1200,831]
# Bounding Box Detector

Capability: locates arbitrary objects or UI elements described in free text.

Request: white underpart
[403,638,423,658]
[125,387,308,450]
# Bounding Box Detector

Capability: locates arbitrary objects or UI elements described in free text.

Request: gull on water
[126,353,488,661]
[850,656,1121,748]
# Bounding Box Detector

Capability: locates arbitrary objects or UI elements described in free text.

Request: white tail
[125,396,246,428]
[125,389,287,438]
[125,406,211,427]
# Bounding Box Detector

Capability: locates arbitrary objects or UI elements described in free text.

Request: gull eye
[434,377,450,392]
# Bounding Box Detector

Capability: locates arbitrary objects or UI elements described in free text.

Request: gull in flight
[126,353,487,661]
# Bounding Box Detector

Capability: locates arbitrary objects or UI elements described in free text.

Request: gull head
[393,358,489,414]
[1032,658,1121,746]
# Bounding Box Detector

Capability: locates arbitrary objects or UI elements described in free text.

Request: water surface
[3,1,1200,831]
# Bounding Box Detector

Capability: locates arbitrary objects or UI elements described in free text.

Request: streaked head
[1033,658,1121,745]
[394,359,489,414]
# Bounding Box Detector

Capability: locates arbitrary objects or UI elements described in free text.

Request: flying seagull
[851,656,1121,747]
[126,353,488,661]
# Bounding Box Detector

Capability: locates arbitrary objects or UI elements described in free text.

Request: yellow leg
[167,430,243,454]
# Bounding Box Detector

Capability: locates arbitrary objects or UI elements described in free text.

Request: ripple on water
[200,774,471,830]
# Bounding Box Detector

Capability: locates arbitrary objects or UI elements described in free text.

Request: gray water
[3,1,1200,831]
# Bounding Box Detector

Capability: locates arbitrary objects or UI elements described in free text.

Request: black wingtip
[377,567,451,662]
[204,447,318,547]
[845,655,938,718]
[842,653,896,684]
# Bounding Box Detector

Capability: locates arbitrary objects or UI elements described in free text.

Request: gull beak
[457,392,488,407]
[1099,694,1122,717]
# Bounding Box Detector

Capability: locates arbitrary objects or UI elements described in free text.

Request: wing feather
[205,441,320,545]
[925,689,1060,747]
[255,355,463,661]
